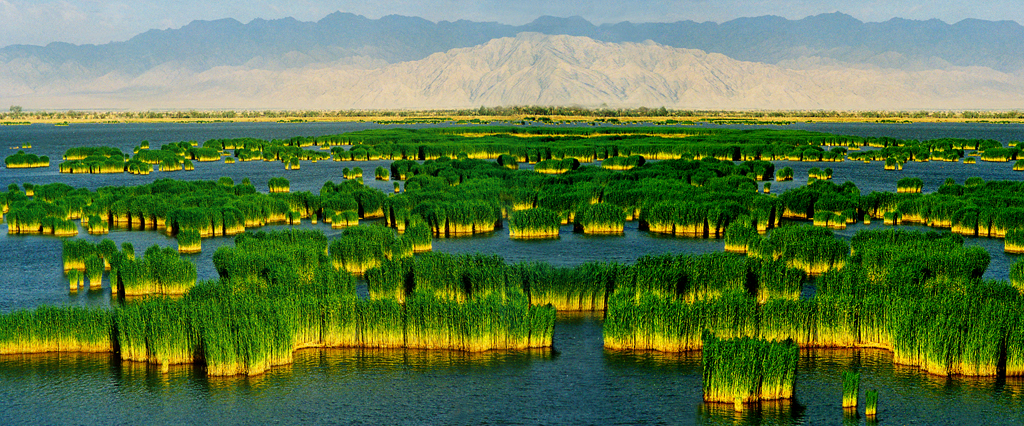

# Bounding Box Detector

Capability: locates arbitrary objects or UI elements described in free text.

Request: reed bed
[701,333,798,410]
[601,155,645,170]
[574,203,626,234]
[119,245,198,296]
[775,167,794,181]
[4,151,50,168]
[0,306,113,354]
[85,255,105,290]
[534,158,580,174]
[67,269,84,291]
[328,225,409,274]
[268,177,290,193]
[1006,229,1024,254]
[84,215,108,233]
[177,229,202,253]
[405,222,433,252]
[865,390,878,418]
[896,177,924,193]
[842,371,859,408]
[1013,258,1024,293]
[515,262,624,311]
[751,225,848,276]
[510,207,560,239]
[497,154,519,170]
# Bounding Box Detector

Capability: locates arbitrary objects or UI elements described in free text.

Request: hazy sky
[0,0,1019,47]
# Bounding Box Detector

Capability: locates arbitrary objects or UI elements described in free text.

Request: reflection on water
[698,399,806,426]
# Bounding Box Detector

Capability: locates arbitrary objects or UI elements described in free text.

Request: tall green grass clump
[865,390,878,418]
[4,151,50,168]
[516,262,623,311]
[119,245,198,296]
[0,306,113,354]
[374,166,391,180]
[67,269,84,291]
[365,257,412,303]
[497,154,519,170]
[328,225,409,274]
[896,177,924,193]
[751,225,848,276]
[724,220,759,254]
[1006,228,1024,254]
[85,254,105,290]
[405,222,433,252]
[534,158,580,174]
[1012,257,1024,293]
[177,229,202,253]
[62,239,96,272]
[842,371,859,408]
[574,203,625,234]
[510,207,561,239]
[702,334,798,411]
[268,177,290,193]
[775,167,793,181]
[602,155,645,170]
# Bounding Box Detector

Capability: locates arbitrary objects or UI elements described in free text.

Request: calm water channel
[0,121,1022,425]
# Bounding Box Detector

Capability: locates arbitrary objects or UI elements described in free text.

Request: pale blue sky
[0,0,1018,47]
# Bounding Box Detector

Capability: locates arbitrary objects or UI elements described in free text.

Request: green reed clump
[1012,257,1024,293]
[67,269,85,291]
[865,390,878,418]
[374,166,391,180]
[604,288,758,351]
[356,298,405,348]
[411,253,509,302]
[534,157,580,174]
[328,225,408,274]
[84,254,105,290]
[497,154,519,170]
[405,221,433,252]
[268,177,290,193]
[702,333,798,410]
[724,221,759,254]
[775,166,794,181]
[602,155,646,170]
[842,371,859,408]
[896,177,924,193]
[365,257,413,302]
[115,298,200,368]
[509,207,561,239]
[62,239,96,272]
[757,298,816,345]
[516,261,624,311]
[119,245,198,296]
[177,229,202,253]
[749,257,804,303]
[0,306,113,354]
[574,203,625,234]
[751,225,848,276]
[4,151,50,168]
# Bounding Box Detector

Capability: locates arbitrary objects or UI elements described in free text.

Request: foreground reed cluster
[5,229,555,376]
[604,228,1024,380]
[702,333,798,410]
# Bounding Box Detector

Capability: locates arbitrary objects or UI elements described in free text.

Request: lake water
[0,121,1022,425]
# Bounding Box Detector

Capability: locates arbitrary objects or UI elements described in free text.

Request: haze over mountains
[2,12,1022,110]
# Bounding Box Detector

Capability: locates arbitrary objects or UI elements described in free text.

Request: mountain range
[2,13,1022,110]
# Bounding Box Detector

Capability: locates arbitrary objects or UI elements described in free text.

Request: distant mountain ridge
[3,11,1024,78]
[6,33,1020,110]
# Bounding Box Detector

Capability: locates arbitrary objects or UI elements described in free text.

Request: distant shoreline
[2,108,1023,125]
